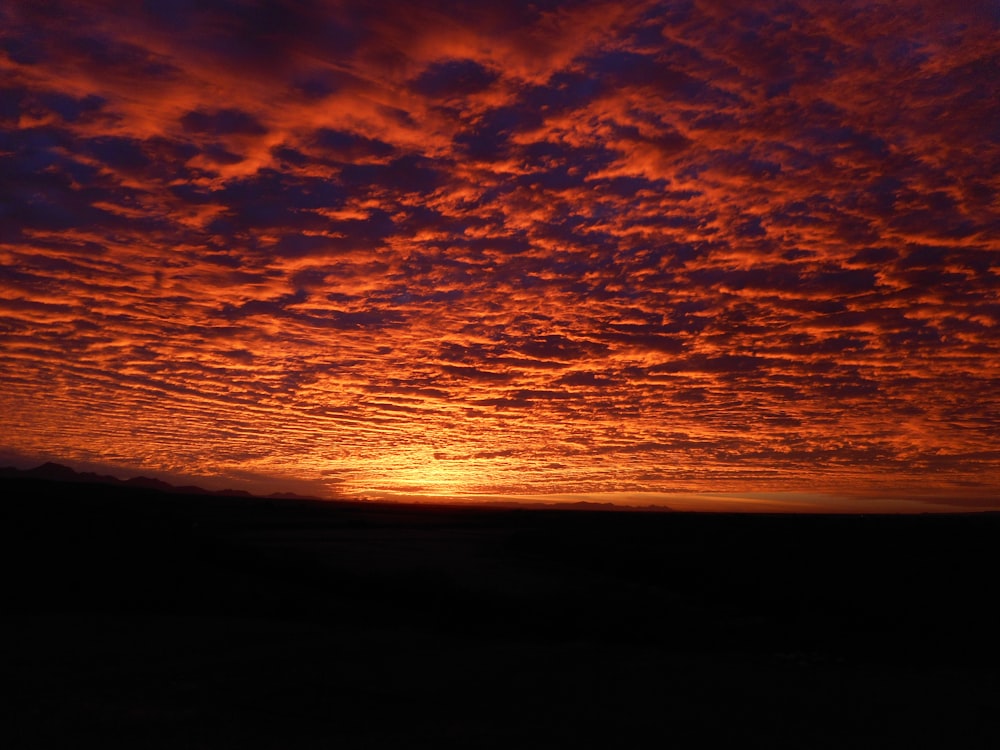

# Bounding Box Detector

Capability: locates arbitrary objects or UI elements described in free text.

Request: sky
[1,0,999,511]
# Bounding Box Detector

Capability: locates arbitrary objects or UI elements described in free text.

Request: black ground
[3,476,999,748]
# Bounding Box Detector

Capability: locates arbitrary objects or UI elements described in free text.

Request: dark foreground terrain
[3,476,999,748]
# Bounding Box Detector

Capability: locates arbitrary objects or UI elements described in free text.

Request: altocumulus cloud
[0,0,998,507]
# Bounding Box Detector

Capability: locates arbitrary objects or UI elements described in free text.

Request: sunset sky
[2,0,998,511]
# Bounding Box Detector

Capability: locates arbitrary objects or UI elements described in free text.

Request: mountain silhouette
[0,462,316,500]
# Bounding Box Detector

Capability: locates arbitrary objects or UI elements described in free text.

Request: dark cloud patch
[471,395,533,409]
[378,103,417,128]
[322,309,405,330]
[180,108,268,136]
[271,233,334,258]
[557,371,615,387]
[312,128,395,161]
[600,175,671,197]
[455,234,532,256]
[291,67,369,101]
[85,137,152,174]
[208,168,347,216]
[40,91,106,123]
[649,354,763,376]
[0,142,136,233]
[437,341,499,364]
[0,88,23,124]
[442,365,516,383]
[805,123,890,160]
[454,105,541,162]
[168,183,214,205]
[156,0,362,72]
[145,136,201,167]
[338,154,444,195]
[271,145,310,167]
[593,49,707,101]
[690,265,804,294]
[898,245,957,270]
[201,143,245,165]
[512,388,576,402]
[694,150,782,181]
[601,330,687,354]
[411,59,498,99]
[803,267,879,296]
[66,33,176,78]
[220,294,298,322]
[848,246,897,266]
[521,71,604,114]
[515,335,608,361]
[0,26,45,65]
[222,293,404,331]
[294,74,340,101]
[517,139,617,186]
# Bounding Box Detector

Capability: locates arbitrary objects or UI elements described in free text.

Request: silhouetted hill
[0,462,322,501]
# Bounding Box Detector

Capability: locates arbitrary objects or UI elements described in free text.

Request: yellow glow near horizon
[355,445,486,496]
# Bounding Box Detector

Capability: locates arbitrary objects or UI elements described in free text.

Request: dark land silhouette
[2,466,999,748]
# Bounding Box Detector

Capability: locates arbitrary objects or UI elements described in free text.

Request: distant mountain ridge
[0,462,673,511]
[0,462,321,501]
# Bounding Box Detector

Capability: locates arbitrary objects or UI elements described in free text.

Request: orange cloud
[1,0,998,508]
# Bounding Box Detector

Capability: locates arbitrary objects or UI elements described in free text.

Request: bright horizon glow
[358,489,999,514]
[1,450,995,513]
